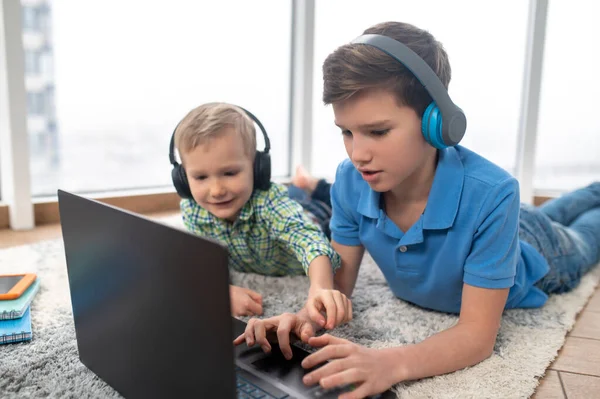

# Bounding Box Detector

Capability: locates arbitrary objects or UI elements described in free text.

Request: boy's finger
[245,319,257,346]
[247,297,263,316]
[307,334,334,347]
[334,293,347,326]
[320,295,337,329]
[233,333,246,346]
[246,290,263,303]
[306,301,326,327]
[347,299,353,322]
[308,334,349,347]
[254,322,271,353]
[299,322,316,343]
[277,317,295,360]
[338,295,351,323]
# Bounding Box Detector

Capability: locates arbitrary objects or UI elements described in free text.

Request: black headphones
[169,106,271,200]
[351,34,467,149]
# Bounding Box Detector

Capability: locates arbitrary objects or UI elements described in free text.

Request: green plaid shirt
[180,183,340,276]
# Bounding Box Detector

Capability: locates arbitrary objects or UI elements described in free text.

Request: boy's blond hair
[174,102,256,160]
[322,21,451,117]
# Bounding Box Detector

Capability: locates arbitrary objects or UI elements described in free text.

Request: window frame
[1,0,561,229]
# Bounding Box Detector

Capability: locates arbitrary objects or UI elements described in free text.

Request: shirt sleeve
[463,177,521,289]
[330,162,361,246]
[266,189,341,275]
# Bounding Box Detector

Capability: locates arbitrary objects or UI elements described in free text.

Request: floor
[1,211,599,398]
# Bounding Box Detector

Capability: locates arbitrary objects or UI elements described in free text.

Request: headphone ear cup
[422,102,448,150]
[253,151,271,191]
[171,164,193,199]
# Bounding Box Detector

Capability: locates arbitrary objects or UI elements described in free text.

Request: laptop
[57,190,395,399]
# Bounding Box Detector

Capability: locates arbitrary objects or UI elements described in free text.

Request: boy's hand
[306,288,352,330]
[229,285,263,317]
[233,308,318,360]
[301,335,400,399]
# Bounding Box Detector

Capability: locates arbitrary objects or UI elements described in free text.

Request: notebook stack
[0,278,40,345]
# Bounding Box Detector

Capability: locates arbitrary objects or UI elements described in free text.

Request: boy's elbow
[461,324,498,362]
[474,332,497,361]
[480,342,495,360]
[460,336,495,368]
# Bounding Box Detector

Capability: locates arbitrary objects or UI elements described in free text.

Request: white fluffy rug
[0,216,598,398]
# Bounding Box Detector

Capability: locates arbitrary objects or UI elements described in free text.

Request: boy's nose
[210,183,226,198]
[351,137,372,164]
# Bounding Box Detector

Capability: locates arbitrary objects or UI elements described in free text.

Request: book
[0,278,40,320]
[0,306,32,344]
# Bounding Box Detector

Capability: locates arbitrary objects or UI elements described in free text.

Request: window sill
[0,182,553,230]
[0,177,293,229]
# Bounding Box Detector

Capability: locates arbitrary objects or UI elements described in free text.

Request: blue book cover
[0,306,32,345]
[0,278,40,320]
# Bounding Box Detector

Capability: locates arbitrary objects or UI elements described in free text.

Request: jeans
[288,179,333,239]
[519,182,600,294]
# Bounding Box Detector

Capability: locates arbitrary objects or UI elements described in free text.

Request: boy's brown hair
[174,102,256,161]
[322,21,451,117]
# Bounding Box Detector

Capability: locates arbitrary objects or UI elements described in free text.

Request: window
[21,4,48,33]
[311,0,529,179]
[22,6,37,32]
[534,0,600,192]
[27,92,46,115]
[27,0,292,197]
[24,50,40,74]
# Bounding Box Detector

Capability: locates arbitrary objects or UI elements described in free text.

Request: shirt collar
[356,146,464,230]
[357,185,380,219]
[237,197,255,222]
[422,146,464,230]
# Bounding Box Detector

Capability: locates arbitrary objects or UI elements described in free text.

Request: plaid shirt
[180,183,341,276]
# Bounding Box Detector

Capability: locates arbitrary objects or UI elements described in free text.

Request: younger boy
[173,102,351,331]
[236,22,600,398]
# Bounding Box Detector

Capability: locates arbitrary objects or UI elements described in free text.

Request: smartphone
[0,273,37,300]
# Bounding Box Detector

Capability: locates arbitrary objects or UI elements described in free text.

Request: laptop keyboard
[235,366,370,399]
[236,368,289,399]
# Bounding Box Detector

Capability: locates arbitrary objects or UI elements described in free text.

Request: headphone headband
[239,106,271,154]
[351,34,466,146]
[169,105,270,167]
[169,104,272,198]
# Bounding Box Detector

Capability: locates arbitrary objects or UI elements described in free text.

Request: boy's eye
[194,175,207,181]
[224,171,239,177]
[341,129,352,136]
[371,129,390,136]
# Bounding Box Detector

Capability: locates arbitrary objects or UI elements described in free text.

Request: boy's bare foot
[292,165,319,192]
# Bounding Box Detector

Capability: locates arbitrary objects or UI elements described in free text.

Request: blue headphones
[351,34,467,149]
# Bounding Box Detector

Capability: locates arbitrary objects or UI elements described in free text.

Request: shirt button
[399,245,407,252]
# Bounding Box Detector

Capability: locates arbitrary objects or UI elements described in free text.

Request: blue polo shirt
[330,146,550,314]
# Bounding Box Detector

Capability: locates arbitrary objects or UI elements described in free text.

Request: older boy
[236,22,600,398]
[173,102,351,331]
